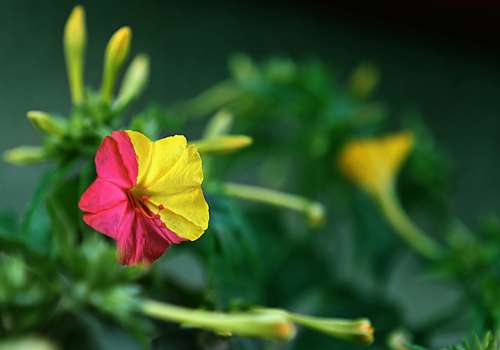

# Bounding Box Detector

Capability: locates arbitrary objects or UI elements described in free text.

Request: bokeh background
[1,2,500,349]
[1,1,499,222]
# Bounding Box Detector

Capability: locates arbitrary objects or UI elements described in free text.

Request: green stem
[376,186,442,260]
[220,182,324,226]
[139,299,295,340]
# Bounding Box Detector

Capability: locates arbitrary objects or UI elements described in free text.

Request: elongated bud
[288,313,374,345]
[0,337,56,350]
[113,54,149,111]
[139,299,296,341]
[3,146,48,165]
[203,110,234,139]
[101,26,132,103]
[64,5,86,105]
[27,111,65,136]
[193,135,252,154]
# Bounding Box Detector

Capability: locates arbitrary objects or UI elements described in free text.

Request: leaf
[20,162,75,255]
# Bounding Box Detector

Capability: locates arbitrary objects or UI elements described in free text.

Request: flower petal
[152,205,206,241]
[79,178,127,213]
[95,135,135,188]
[148,144,203,195]
[149,187,209,234]
[82,201,129,239]
[110,130,138,186]
[125,130,153,185]
[116,210,171,265]
[127,132,192,190]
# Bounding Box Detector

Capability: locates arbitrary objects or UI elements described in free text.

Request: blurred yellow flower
[339,132,414,196]
[339,132,441,259]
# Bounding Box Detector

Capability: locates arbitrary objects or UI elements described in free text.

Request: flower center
[127,187,166,228]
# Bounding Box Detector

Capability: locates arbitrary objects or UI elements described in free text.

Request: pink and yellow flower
[79,130,209,265]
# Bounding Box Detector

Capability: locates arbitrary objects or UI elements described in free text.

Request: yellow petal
[338,132,414,195]
[127,131,209,240]
[126,130,153,183]
[150,187,209,230]
[147,143,203,194]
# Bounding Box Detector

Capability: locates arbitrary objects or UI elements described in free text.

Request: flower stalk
[220,182,325,227]
[376,186,442,260]
[139,299,296,340]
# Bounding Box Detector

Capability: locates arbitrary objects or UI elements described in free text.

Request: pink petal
[82,201,130,239]
[111,131,138,186]
[95,133,137,188]
[79,178,127,213]
[116,211,171,265]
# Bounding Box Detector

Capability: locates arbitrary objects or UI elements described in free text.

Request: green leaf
[20,162,75,255]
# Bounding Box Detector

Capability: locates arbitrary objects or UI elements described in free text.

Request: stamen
[127,190,168,228]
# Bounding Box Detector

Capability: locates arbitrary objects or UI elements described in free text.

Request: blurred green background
[1,1,499,225]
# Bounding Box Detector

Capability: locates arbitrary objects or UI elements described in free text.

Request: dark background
[1,0,499,225]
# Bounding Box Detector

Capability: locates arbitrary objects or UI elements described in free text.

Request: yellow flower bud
[64,5,86,105]
[113,54,150,111]
[101,26,132,103]
[192,135,253,154]
[27,111,65,136]
[338,132,414,196]
[3,146,48,165]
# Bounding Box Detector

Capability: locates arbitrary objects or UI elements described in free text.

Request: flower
[79,130,209,265]
[339,132,442,259]
[338,132,414,196]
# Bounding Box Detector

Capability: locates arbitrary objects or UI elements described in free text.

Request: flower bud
[3,146,48,165]
[113,54,150,111]
[27,111,65,136]
[307,202,325,227]
[64,5,86,105]
[203,109,234,139]
[139,299,296,341]
[0,337,56,350]
[102,26,132,103]
[388,329,412,350]
[193,135,253,154]
[289,313,374,345]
